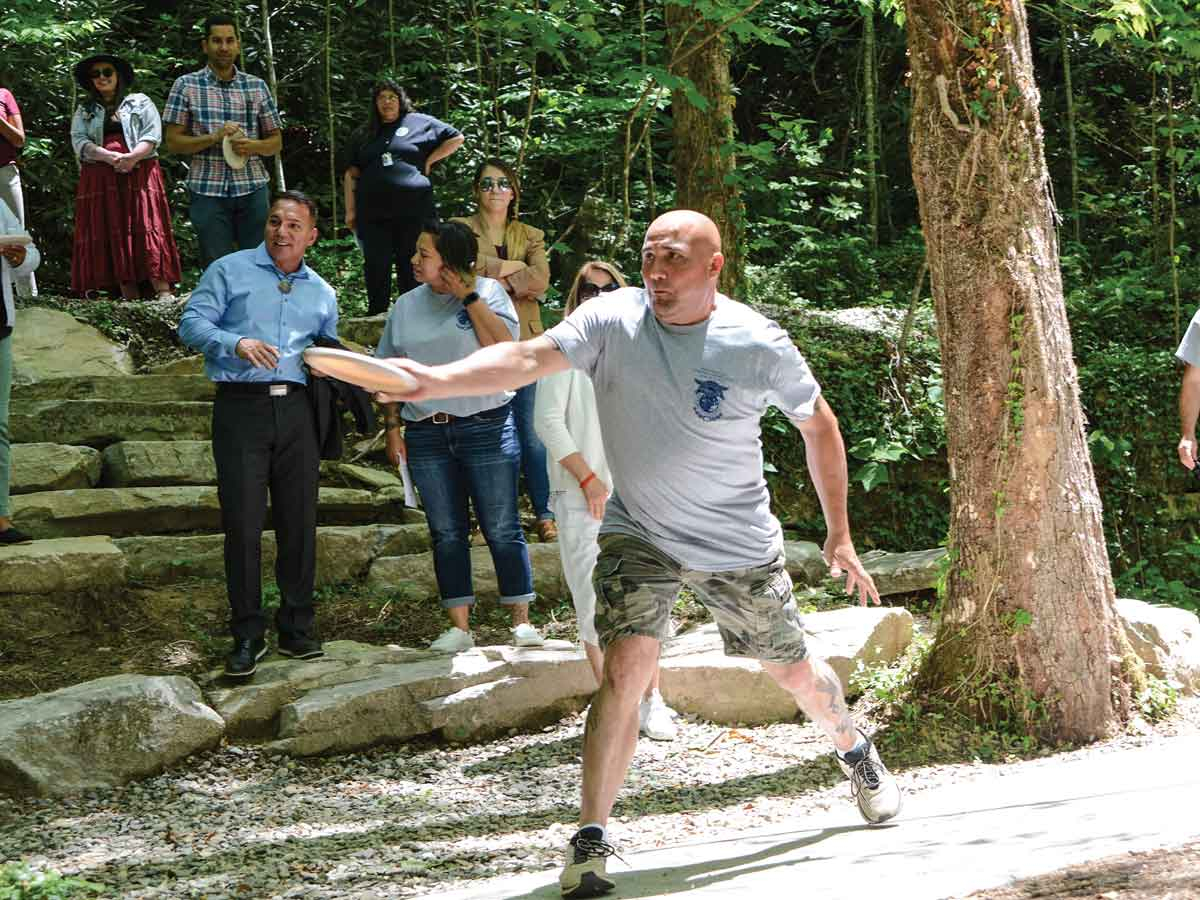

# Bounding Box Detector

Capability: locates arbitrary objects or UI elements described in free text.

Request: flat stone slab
[12,307,133,384]
[10,399,212,448]
[367,541,566,601]
[321,461,403,491]
[785,541,944,596]
[116,523,432,586]
[339,314,387,351]
[12,486,416,538]
[0,536,126,595]
[658,607,913,724]
[10,443,101,493]
[102,440,216,487]
[11,374,214,403]
[146,355,205,376]
[0,674,223,797]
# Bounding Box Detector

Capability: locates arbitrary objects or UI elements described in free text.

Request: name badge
[381,152,393,167]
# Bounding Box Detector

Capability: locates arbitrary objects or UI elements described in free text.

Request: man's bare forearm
[420,337,567,400]
[1181,366,1200,441]
[796,399,851,538]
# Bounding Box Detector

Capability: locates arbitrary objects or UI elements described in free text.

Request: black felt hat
[73,54,135,92]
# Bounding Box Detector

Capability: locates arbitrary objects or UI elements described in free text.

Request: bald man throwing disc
[377,210,901,898]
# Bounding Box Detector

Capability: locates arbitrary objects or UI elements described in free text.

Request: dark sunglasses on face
[578,281,620,301]
[91,67,116,79]
[479,177,512,193]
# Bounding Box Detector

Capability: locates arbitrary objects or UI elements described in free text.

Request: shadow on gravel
[488,823,880,899]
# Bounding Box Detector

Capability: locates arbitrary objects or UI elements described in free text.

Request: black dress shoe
[224,637,268,678]
[0,527,32,545]
[278,635,324,660]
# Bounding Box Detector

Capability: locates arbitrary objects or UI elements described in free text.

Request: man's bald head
[641,208,725,326]
[645,210,722,255]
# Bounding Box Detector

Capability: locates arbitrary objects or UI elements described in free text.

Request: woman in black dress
[343,80,464,315]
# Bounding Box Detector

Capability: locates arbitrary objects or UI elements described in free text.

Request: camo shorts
[592,532,807,663]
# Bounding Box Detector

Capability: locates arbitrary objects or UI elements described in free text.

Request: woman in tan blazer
[452,158,556,541]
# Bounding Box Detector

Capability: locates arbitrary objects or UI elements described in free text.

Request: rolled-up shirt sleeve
[1177,309,1200,367]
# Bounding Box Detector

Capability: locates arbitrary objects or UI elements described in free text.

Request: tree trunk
[1060,11,1078,244]
[665,2,743,295]
[864,3,879,247]
[324,0,337,229]
[904,0,1133,742]
[261,0,287,191]
[1167,68,1180,344]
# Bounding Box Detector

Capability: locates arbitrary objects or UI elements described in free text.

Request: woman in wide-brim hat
[69,51,181,300]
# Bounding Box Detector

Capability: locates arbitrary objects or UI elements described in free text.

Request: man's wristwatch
[462,291,480,307]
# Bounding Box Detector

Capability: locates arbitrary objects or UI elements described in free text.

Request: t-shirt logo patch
[455,308,473,330]
[693,378,728,422]
[396,126,410,137]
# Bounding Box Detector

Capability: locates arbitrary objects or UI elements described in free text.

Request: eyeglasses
[90,67,116,79]
[479,177,513,193]
[577,281,620,301]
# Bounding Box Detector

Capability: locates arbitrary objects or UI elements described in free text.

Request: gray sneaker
[836,732,902,824]
[559,826,617,898]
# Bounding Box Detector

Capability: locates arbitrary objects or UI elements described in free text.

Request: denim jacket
[70,93,163,163]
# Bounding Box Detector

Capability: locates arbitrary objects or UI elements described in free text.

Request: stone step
[784,540,945,596]
[367,542,566,602]
[116,523,431,586]
[339,314,387,351]
[11,443,101,494]
[100,441,405,491]
[11,374,214,403]
[11,486,419,539]
[0,536,126,595]
[11,400,211,448]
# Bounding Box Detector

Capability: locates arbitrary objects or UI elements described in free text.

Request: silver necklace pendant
[277,279,292,294]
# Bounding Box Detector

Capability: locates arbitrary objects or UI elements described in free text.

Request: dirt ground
[962,841,1200,899]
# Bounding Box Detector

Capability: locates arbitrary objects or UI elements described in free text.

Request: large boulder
[0,675,224,797]
[0,536,126,595]
[367,542,566,601]
[658,606,913,725]
[11,308,134,384]
[10,399,212,447]
[115,523,432,586]
[102,440,216,487]
[1117,597,1200,694]
[10,443,101,493]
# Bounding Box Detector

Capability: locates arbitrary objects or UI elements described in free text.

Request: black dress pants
[212,386,319,642]
[357,216,423,315]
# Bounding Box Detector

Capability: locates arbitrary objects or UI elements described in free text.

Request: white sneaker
[511,623,546,647]
[639,690,678,741]
[836,731,902,824]
[429,626,474,654]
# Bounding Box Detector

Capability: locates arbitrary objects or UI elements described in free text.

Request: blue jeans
[189,185,270,269]
[406,404,535,609]
[512,381,553,521]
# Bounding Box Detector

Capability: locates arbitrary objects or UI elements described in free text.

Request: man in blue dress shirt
[180,190,339,678]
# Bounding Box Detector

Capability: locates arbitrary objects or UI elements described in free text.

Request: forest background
[2,0,1197,608]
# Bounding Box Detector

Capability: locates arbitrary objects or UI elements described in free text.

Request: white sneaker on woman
[639,690,678,741]
[430,627,474,654]
[511,623,546,647]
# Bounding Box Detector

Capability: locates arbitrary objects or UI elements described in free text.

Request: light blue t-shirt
[1178,309,1200,367]
[376,276,519,421]
[545,287,822,571]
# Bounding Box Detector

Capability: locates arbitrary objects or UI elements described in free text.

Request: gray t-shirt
[1178,309,1200,366]
[377,276,519,421]
[545,287,822,571]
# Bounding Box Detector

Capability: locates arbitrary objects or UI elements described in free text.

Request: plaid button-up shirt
[163,65,282,198]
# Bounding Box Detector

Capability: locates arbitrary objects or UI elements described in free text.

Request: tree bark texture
[665,2,743,295]
[905,0,1132,741]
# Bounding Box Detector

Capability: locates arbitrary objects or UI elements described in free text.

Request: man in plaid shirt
[165,14,283,268]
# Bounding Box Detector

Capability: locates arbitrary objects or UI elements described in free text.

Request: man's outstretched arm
[792,397,880,605]
[1179,364,1200,470]
[376,334,570,404]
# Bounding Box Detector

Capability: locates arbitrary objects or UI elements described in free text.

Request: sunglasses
[578,281,620,301]
[479,177,513,193]
[90,67,116,79]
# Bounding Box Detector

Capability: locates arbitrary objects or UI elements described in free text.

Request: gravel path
[4,700,1198,899]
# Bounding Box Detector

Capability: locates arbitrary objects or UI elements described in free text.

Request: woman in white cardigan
[0,196,40,543]
[533,260,678,741]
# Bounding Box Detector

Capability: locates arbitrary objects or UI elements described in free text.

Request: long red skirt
[71,133,182,295]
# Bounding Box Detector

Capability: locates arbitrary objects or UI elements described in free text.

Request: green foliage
[0,863,104,899]
[1135,672,1179,721]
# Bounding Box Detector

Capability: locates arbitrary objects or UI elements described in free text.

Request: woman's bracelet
[579,473,597,490]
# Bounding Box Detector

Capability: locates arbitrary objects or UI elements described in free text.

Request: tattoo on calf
[814,666,856,739]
